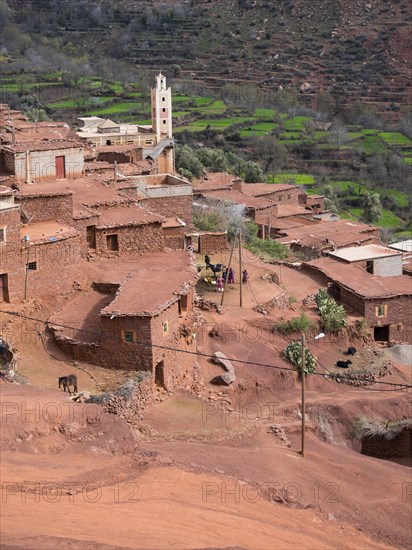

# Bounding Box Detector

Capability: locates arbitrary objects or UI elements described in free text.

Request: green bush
[246,236,289,260]
[276,313,313,334]
[284,341,317,374]
[315,289,346,333]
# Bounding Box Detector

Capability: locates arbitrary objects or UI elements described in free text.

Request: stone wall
[72,212,101,255]
[0,207,25,302]
[95,222,164,256]
[16,193,74,225]
[141,195,193,226]
[361,428,411,458]
[199,232,228,254]
[365,295,412,343]
[163,226,185,250]
[24,235,81,299]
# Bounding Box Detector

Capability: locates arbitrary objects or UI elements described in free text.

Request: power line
[1,309,411,390]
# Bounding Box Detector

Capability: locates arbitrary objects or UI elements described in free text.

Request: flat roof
[389,240,412,253]
[97,205,164,228]
[198,189,272,209]
[241,183,299,196]
[275,219,380,249]
[100,251,198,316]
[21,221,79,243]
[329,243,402,262]
[305,257,412,299]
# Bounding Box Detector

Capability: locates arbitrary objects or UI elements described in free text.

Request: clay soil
[1,251,411,549]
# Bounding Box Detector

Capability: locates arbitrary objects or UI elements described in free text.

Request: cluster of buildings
[0,74,411,393]
[0,75,225,391]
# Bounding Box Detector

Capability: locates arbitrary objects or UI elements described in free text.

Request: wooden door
[55,156,66,179]
[0,274,9,302]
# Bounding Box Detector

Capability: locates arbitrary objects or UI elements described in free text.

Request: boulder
[212,351,235,374]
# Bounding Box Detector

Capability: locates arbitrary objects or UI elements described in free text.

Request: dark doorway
[106,234,119,251]
[366,261,374,274]
[374,325,390,342]
[155,361,165,387]
[86,225,96,248]
[55,156,66,179]
[0,274,9,302]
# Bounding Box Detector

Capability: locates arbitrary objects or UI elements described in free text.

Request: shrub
[315,289,346,333]
[284,341,317,374]
[276,313,313,334]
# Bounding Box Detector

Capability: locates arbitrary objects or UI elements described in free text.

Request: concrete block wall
[373,255,403,277]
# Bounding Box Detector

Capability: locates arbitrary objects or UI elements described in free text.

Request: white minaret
[151,73,173,142]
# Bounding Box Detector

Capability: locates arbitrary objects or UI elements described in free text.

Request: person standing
[204,253,210,267]
[242,269,249,284]
[216,274,224,292]
[228,267,235,284]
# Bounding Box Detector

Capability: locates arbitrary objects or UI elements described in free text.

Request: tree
[328,122,349,147]
[242,161,264,183]
[0,0,12,31]
[323,184,338,212]
[254,135,287,173]
[361,192,382,224]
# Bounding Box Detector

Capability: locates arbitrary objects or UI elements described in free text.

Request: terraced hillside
[3,0,412,117]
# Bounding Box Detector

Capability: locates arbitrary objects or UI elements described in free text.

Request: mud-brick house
[49,251,200,392]
[92,205,165,256]
[0,187,25,302]
[304,246,412,343]
[1,140,84,184]
[0,185,81,302]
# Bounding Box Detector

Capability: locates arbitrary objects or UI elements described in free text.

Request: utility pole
[221,228,238,306]
[238,228,243,308]
[300,333,306,457]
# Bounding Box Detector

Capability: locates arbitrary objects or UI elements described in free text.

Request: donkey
[58,374,78,395]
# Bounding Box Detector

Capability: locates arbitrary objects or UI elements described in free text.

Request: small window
[162,321,169,336]
[162,97,166,102]
[163,120,166,124]
[162,108,166,112]
[106,234,119,251]
[375,305,387,317]
[179,294,188,314]
[0,228,5,242]
[278,195,283,202]
[27,261,37,271]
[122,330,135,343]
[287,194,291,200]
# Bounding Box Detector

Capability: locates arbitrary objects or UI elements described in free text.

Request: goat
[346,347,357,356]
[336,360,352,369]
[58,374,78,395]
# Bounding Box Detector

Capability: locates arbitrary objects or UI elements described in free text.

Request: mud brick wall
[95,222,164,256]
[361,429,412,458]
[163,226,185,250]
[24,235,81,299]
[16,193,74,225]
[151,302,199,392]
[258,187,302,204]
[72,213,101,255]
[0,207,25,302]
[338,288,365,315]
[199,233,228,254]
[141,195,193,226]
[365,296,412,343]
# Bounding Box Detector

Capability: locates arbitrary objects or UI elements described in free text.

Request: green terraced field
[283,116,311,130]
[267,174,315,185]
[379,132,412,145]
[344,208,405,228]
